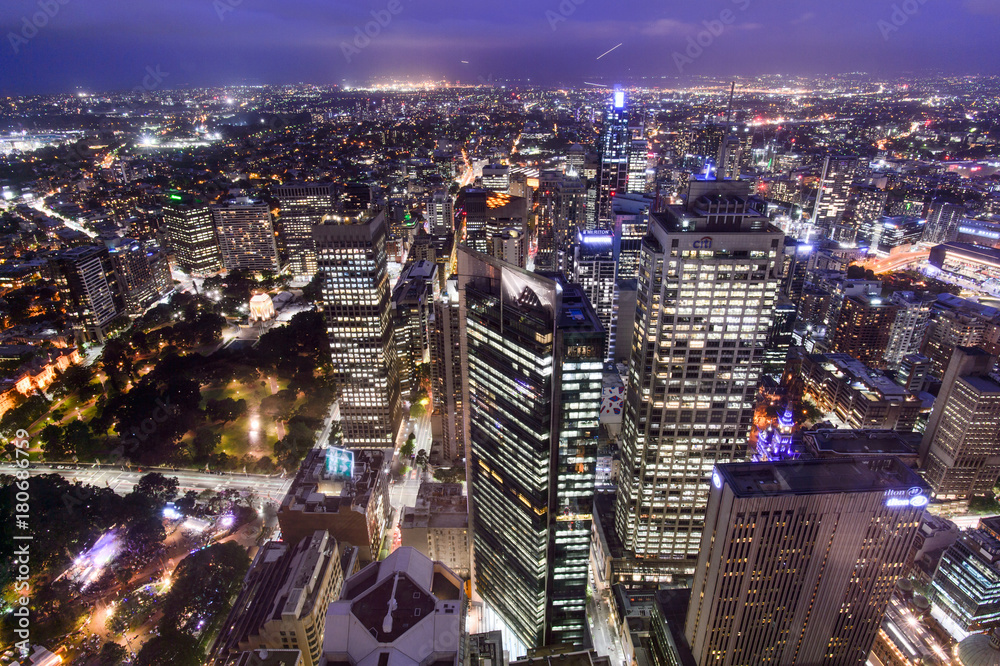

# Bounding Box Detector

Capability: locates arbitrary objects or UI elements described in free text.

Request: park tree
[160,542,249,634]
[400,435,415,460]
[134,630,202,666]
[96,641,127,666]
[40,424,72,460]
[134,472,179,503]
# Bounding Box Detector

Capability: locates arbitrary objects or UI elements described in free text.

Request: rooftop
[804,429,921,457]
[717,457,927,498]
[281,448,391,516]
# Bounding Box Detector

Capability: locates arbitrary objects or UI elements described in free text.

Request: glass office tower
[459,247,604,648]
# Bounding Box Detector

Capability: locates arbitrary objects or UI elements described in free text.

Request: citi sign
[693,237,713,249]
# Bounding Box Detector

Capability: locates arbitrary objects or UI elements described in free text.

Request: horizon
[3,0,1000,95]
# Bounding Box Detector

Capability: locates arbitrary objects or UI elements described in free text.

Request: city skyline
[5,8,1000,662]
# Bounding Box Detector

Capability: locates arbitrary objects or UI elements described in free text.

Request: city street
[1,463,293,502]
[588,571,626,666]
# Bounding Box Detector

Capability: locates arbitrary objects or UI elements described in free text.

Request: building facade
[50,245,125,343]
[613,178,784,582]
[459,248,605,648]
[210,530,344,666]
[314,212,402,447]
[919,347,1000,501]
[162,193,222,275]
[211,198,281,273]
[685,458,927,666]
[274,181,335,277]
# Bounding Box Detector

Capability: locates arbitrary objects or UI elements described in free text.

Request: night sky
[2,0,999,94]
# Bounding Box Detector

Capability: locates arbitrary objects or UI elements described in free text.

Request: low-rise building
[211,531,344,666]
[800,353,922,431]
[399,483,469,579]
[321,547,467,666]
[278,448,392,563]
[802,428,921,467]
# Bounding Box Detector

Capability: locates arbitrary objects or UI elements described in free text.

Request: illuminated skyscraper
[51,245,126,343]
[831,293,898,370]
[314,211,402,447]
[427,187,454,234]
[106,238,172,314]
[613,178,784,582]
[628,137,650,194]
[211,198,281,273]
[883,291,936,370]
[812,155,858,234]
[596,91,630,229]
[459,248,604,648]
[573,230,616,359]
[391,260,437,397]
[274,181,335,277]
[685,458,927,666]
[919,346,1000,501]
[162,193,221,275]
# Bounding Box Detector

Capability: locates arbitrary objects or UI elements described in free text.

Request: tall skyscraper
[314,211,402,447]
[596,91,630,229]
[211,198,281,273]
[919,346,1000,501]
[51,245,126,343]
[685,458,927,666]
[612,192,654,282]
[762,302,796,382]
[628,137,650,194]
[106,238,172,314]
[573,230,616,359]
[430,280,464,462]
[427,187,454,234]
[162,193,221,275]
[459,248,604,648]
[813,155,858,234]
[274,181,335,277]
[613,178,784,582]
[883,291,936,370]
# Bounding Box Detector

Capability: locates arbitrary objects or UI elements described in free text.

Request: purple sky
[2,0,999,94]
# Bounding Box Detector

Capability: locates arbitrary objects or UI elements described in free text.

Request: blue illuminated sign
[326,447,354,480]
[884,486,927,508]
[614,91,625,109]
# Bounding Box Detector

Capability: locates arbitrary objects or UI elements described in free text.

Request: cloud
[790,12,816,25]
[640,19,696,37]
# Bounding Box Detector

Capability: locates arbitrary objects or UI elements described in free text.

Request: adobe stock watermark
[546,0,587,31]
[672,0,752,74]
[340,0,404,63]
[8,0,71,55]
[214,0,243,21]
[878,0,931,40]
[8,428,32,659]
